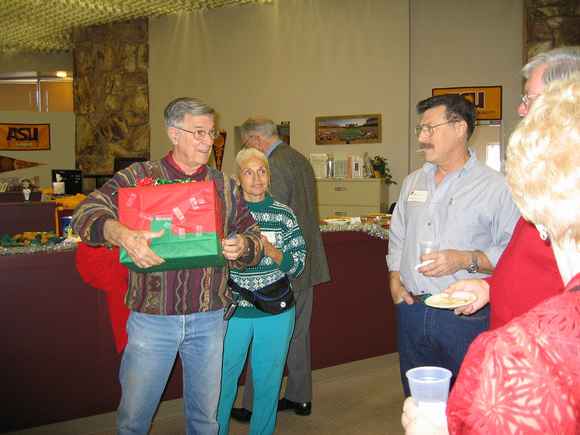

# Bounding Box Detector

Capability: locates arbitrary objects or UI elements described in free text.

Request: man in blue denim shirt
[387,94,520,396]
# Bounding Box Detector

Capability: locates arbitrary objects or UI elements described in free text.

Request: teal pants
[217,306,295,435]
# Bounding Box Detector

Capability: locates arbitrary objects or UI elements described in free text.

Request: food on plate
[360,213,392,227]
[434,297,471,306]
[424,292,477,309]
[324,216,350,225]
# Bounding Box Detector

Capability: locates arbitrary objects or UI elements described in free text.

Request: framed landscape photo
[316,114,382,145]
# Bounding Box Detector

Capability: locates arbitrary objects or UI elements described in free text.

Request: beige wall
[149,0,410,200]
[409,0,523,174]
[0,0,523,200]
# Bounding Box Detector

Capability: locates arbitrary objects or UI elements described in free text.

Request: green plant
[372,156,397,186]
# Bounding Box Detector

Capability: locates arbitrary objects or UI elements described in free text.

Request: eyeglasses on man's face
[176,126,220,141]
[241,135,256,149]
[414,120,456,138]
[521,94,540,108]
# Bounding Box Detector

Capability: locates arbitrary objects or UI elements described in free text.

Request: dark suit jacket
[268,142,331,291]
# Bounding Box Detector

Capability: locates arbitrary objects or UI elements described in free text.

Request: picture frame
[316,114,382,145]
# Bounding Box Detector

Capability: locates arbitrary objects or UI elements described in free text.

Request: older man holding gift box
[72,97,263,435]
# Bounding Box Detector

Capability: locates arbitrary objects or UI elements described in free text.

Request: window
[0,74,73,112]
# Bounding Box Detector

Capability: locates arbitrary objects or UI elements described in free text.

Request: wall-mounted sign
[0,123,51,150]
[432,87,502,120]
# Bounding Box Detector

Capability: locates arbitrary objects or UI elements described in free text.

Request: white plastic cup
[420,241,440,256]
[406,366,452,404]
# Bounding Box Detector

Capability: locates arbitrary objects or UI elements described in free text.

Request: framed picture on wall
[315,114,382,145]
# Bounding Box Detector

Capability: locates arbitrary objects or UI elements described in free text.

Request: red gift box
[118,180,225,272]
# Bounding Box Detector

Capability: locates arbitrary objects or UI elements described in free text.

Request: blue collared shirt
[387,149,520,295]
[266,140,283,157]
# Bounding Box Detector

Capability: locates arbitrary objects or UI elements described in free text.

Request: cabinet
[315,178,388,219]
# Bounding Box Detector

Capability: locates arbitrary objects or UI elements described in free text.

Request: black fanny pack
[228,275,295,315]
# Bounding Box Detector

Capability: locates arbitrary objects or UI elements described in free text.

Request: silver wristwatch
[467,251,479,274]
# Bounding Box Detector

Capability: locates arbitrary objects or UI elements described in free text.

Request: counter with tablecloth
[0,226,396,432]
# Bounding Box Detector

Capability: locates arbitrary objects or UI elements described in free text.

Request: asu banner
[0,155,47,173]
[0,123,51,150]
[432,87,502,120]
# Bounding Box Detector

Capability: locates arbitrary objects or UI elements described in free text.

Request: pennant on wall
[0,155,47,173]
[212,129,227,171]
[0,123,51,150]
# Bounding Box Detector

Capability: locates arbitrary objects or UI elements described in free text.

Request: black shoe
[230,407,252,422]
[278,397,312,416]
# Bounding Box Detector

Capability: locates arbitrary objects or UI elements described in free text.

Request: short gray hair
[521,46,580,84]
[240,115,279,139]
[163,97,215,130]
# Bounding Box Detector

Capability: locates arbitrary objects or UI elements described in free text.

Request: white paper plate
[424,292,477,309]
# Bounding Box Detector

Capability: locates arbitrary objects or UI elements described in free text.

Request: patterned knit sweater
[230,193,306,316]
[72,152,262,315]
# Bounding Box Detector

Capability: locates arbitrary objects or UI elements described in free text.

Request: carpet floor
[10,354,405,435]
[136,354,404,435]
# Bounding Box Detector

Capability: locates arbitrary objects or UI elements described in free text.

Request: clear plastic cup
[406,366,452,404]
[420,241,440,256]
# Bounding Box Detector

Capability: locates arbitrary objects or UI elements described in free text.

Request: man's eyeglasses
[521,94,540,108]
[241,135,255,149]
[175,126,220,140]
[414,120,456,138]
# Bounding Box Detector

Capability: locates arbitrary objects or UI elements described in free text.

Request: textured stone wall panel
[73,76,95,114]
[138,44,149,69]
[525,0,580,62]
[124,44,138,73]
[562,16,580,43]
[106,67,125,94]
[76,116,101,155]
[75,44,94,78]
[73,17,150,176]
[123,86,150,126]
[132,125,151,153]
[98,112,130,142]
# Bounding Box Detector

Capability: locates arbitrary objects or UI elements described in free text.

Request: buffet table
[0,227,395,432]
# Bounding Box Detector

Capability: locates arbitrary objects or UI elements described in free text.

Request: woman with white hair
[217,148,306,434]
[402,73,580,434]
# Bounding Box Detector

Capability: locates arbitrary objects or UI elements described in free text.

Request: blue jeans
[217,307,295,435]
[395,301,490,397]
[116,310,227,435]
